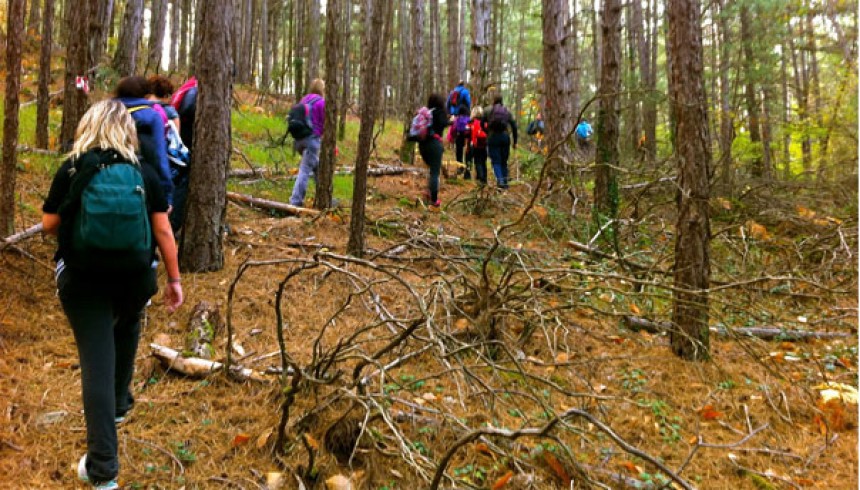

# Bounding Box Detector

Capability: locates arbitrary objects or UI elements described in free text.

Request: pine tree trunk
[169,0,180,72]
[667,0,711,361]
[594,0,620,220]
[113,0,143,76]
[541,0,573,177]
[429,0,442,94]
[740,4,762,177]
[1,0,25,235]
[337,0,351,141]
[347,0,389,257]
[60,0,90,150]
[26,0,40,34]
[780,45,790,179]
[570,0,580,120]
[260,0,269,90]
[178,0,191,70]
[88,0,113,68]
[716,0,734,192]
[180,0,233,272]
[147,0,168,73]
[470,0,490,104]
[305,0,321,89]
[446,0,460,88]
[35,0,54,149]
[314,0,341,210]
[641,0,657,159]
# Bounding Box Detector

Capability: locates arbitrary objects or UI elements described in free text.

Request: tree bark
[447,0,460,88]
[470,0,490,105]
[667,0,712,361]
[169,0,180,72]
[716,0,734,192]
[429,0,442,95]
[641,0,657,160]
[314,0,341,210]
[347,0,389,257]
[337,0,351,140]
[739,4,763,177]
[594,0,621,222]
[35,0,54,150]
[178,0,191,70]
[0,0,25,235]
[541,0,573,178]
[26,0,40,34]
[59,0,90,151]
[305,0,321,90]
[88,0,113,68]
[180,0,233,272]
[147,0,168,73]
[113,0,143,77]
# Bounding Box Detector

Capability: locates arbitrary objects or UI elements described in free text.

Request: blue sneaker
[77,454,119,489]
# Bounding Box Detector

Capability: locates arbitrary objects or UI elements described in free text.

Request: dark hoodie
[116,97,173,205]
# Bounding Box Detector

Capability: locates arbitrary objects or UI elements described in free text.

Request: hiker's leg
[113,268,156,419]
[420,140,443,203]
[59,269,119,483]
[474,149,488,184]
[500,137,511,188]
[455,138,465,163]
[488,143,503,187]
[289,137,319,206]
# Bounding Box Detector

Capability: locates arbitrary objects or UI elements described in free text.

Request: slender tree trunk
[178,0,191,71]
[35,0,55,149]
[169,0,180,72]
[26,0,40,34]
[447,0,460,88]
[113,0,143,76]
[761,84,773,179]
[717,0,734,191]
[347,0,389,257]
[293,0,304,96]
[642,0,657,159]
[338,0,352,140]
[740,4,762,177]
[260,0,269,90]
[429,0,442,94]
[180,0,233,272]
[667,0,711,361]
[60,0,90,150]
[788,32,811,177]
[780,44,790,179]
[594,0,621,221]
[807,8,825,179]
[0,0,25,235]
[412,0,425,103]
[541,0,573,177]
[87,0,111,68]
[471,0,490,104]
[147,0,168,73]
[305,0,321,89]
[570,0,581,119]
[314,0,341,210]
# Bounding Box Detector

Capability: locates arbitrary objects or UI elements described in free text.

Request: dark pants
[455,136,467,163]
[472,147,488,184]
[419,138,443,203]
[58,264,156,483]
[169,169,189,234]
[488,133,511,188]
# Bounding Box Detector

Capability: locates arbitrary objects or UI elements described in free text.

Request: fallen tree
[623,315,853,341]
[226,191,320,217]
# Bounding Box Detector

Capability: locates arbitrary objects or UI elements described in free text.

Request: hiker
[451,105,472,175]
[526,113,545,136]
[417,93,449,207]
[115,76,173,210]
[170,76,198,233]
[484,95,518,189]
[446,80,472,117]
[468,106,489,186]
[41,100,184,490]
[575,119,593,150]
[287,78,326,207]
[148,75,180,131]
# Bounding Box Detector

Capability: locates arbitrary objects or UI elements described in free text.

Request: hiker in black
[484,95,518,189]
[170,76,198,234]
[452,105,471,170]
[418,93,449,207]
[41,100,183,489]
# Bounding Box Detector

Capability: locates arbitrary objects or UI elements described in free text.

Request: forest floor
[0,85,857,490]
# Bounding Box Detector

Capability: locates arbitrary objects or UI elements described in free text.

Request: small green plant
[171,441,197,463]
[717,379,736,390]
[621,368,648,392]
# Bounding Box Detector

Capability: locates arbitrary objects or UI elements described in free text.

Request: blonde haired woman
[289,78,326,206]
[42,99,183,489]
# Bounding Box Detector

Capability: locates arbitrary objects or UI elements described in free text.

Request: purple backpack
[454,115,470,136]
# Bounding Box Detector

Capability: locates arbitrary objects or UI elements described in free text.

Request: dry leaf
[796,205,816,220]
[745,220,771,240]
[231,433,251,447]
[475,442,493,456]
[256,428,273,449]
[542,451,571,485]
[779,342,796,351]
[325,475,352,490]
[698,405,722,420]
[555,352,569,363]
[454,318,470,330]
[304,433,320,450]
[491,470,515,489]
[715,197,732,210]
[629,303,641,315]
[266,472,285,489]
[620,461,639,474]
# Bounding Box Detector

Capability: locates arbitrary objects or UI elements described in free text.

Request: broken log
[226,191,319,217]
[150,343,270,382]
[1,223,44,250]
[228,167,276,178]
[623,316,852,341]
[185,301,221,359]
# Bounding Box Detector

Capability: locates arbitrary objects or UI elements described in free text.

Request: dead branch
[0,223,43,250]
[150,343,269,382]
[226,191,319,217]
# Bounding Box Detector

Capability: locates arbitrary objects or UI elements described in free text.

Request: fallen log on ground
[228,165,417,180]
[185,301,221,359]
[623,316,853,341]
[226,191,319,217]
[228,167,278,178]
[150,343,269,382]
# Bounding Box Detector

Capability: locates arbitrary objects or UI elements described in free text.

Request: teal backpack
[61,150,152,271]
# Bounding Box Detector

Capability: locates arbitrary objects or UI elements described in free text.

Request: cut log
[228,167,275,178]
[16,145,60,155]
[151,343,223,377]
[150,343,270,382]
[623,316,852,341]
[226,191,319,217]
[1,223,44,250]
[185,301,221,359]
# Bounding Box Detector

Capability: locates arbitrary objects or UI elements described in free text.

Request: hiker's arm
[510,119,518,148]
[42,214,60,236]
[151,212,183,312]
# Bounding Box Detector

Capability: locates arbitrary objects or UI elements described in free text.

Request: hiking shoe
[77,454,119,489]
[114,416,126,425]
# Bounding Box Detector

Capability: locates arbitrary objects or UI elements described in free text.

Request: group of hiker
[41,75,198,489]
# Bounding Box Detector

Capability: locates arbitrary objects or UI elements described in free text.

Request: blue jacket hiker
[446,81,472,116]
[115,76,173,207]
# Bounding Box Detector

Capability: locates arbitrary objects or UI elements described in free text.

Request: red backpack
[471,119,488,149]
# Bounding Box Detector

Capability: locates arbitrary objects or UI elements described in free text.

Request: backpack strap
[127,105,150,115]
